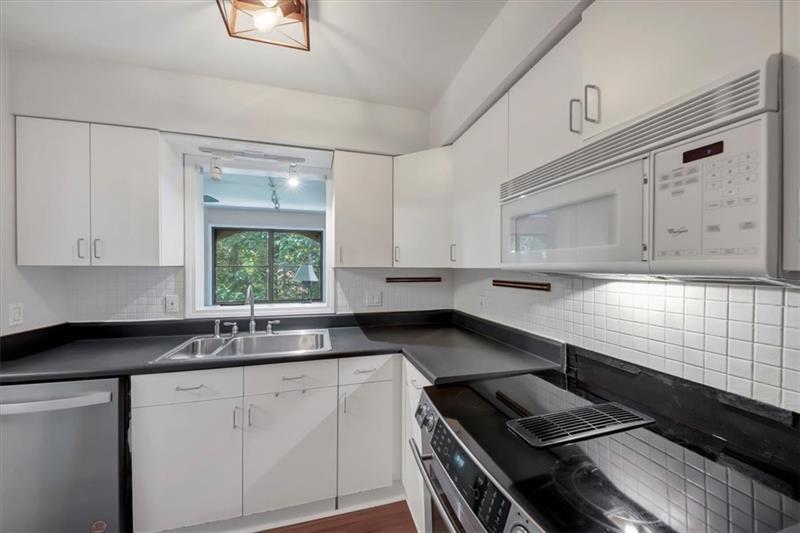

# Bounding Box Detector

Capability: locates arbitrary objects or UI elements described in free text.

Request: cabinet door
[401,360,431,533]
[131,398,243,532]
[243,387,337,515]
[452,95,508,268]
[393,147,453,268]
[508,23,583,178]
[15,117,91,265]
[581,0,780,140]
[90,124,161,265]
[784,0,800,272]
[338,380,395,496]
[333,151,393,267]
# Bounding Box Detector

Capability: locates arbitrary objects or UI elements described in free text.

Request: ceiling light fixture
[210,158,223,181]
[217,0,310,51]
[287,164,300,188]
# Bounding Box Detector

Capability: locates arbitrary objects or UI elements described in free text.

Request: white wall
[204,206,325,232]
[0,47,68,335]
[8,50,429,156]
[429,0,586,146]
[454,270,800,413]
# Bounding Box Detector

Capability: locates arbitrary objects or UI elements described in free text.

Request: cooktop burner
[421,371,800,533]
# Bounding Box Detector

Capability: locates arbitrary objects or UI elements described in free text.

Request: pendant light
[217,0,310,51]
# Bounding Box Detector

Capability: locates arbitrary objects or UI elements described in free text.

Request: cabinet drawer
[339,354,398,385]
[244,359,338,395]
[131,368,243,408]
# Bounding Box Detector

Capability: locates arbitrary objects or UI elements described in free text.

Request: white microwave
[501,112,794,283]
[500,56,799,284]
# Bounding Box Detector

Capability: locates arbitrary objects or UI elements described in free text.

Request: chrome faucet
[266,320,281,335]
[245,285,256,335]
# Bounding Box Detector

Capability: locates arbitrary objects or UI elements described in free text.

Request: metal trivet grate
[507,402,654,448]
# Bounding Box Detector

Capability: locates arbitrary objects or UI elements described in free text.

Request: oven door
[501,156,650,273]
[409,439,463,533]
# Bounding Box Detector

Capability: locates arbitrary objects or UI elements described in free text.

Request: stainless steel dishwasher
[0,378,122,533]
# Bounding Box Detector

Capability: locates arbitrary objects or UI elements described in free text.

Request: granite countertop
[0,324,561,385]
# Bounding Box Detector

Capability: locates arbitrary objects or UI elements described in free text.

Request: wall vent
[500,56,778,202]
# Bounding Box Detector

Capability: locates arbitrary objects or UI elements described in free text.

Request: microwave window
[512,194,617,253]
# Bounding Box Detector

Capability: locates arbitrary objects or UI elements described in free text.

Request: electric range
[412,370,800,533]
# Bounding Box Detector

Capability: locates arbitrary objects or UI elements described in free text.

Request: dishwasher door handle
[409,438,459,533]
[0,391,112,415]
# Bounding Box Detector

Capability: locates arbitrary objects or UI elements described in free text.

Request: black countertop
[0,324,561,385]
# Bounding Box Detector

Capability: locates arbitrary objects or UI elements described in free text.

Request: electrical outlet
[8,303,23,326]
[365,291,383,307]
[165,295,180,313]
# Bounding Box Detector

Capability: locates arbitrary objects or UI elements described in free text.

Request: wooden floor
[263,501,416,533]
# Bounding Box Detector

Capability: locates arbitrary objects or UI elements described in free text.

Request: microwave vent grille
[501,65,770,202]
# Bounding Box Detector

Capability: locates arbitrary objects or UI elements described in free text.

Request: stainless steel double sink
[150,329,332,364]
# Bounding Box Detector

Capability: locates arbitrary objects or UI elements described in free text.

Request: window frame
[184,153,335,318]
[211,226,324,306]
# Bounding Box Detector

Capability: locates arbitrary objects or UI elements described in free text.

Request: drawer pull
[175,384,205,392]
[281,375,304,381]
[354,368,377,374]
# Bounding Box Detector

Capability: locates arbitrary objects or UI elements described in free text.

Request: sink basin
[215,330,331,358]
[151,329,331,363]
[151,335,229,362]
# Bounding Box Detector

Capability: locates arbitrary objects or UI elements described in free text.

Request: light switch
[8,303,23,326]
[165,295,180,313]
[365,291,383,307]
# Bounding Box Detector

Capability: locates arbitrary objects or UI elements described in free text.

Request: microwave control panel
[652,116,775,274]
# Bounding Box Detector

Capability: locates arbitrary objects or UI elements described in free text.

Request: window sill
[188,301,334,319]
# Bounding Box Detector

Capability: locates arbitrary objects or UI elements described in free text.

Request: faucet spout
[245,285,256,334]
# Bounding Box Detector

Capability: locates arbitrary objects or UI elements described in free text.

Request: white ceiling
[0,0,504,111]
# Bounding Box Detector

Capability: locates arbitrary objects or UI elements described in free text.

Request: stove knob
[423,414,436,432]
[415,403,428,418]
[510,525,529,533]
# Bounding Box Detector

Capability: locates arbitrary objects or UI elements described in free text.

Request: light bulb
[261,0,279,7]
[288,176,299,188]
[253,6,282,32]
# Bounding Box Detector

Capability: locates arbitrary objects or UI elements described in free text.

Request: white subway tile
[753,383,780,405]
[755,304,783,326]
[785,290,800,307]
[729,286,755,303]
[728,340,753,360]
[705,353,727,373]
[728,358,752,379]
[705,285,729,301]
[684,285,705,299]
[704,335,727,355]
[705,300,728,319]
[784,348,800,371]
[782,390,800,412]
[754,363,781,386]
[705,317,727,337]
[754,344,782,366]
[684,299,705,316]
[704,369,726,389]
[782,369,800,392]
[684,348,704,367]
[755,287,783,305]
[785,327,800,350]
[684,365,704,383]
[754,324,782,346]
[727,376,752,398]
[729,302,754,322]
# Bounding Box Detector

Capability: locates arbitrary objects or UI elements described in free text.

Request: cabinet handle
[410,379,423,390]
[93,238,102,259]
[175,384,204,391]
[449,243,456,262]
[338,246,343,265]
[281,375,304,381]
[233,406,241,429]
[247,404,254,427]
[584,84,601,124]
[394,246,400,263]
[76,238,87,259]
[569,98,582,134]
[354,368,377,374]
[343,394,348,414]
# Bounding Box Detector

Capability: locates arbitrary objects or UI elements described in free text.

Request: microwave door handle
[0,391,112,416]
[409,439,460,533]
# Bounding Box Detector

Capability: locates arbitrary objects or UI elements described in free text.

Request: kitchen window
[212,227,323,304]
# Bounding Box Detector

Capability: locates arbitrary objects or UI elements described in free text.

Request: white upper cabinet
[16,117,91,266]
[393,146,453,268]
[580,0,781,140]
[784,0,800,272]
[508,23,583,179]
[333,151,393,267]
[16,118,183,266]
[452,95,508,268]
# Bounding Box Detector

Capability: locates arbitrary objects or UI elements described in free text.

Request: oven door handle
[409,438,460,533]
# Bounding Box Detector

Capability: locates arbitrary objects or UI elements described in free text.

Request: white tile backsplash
[453,269,800,413]
[334,268,453,313]
[67,267,185,321]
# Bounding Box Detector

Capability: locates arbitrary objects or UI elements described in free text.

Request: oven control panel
[651,115,778,276]
[431,420,511,533]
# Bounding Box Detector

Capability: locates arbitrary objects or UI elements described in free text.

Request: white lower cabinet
[131,397,244,533]
[338,380,396,496]
[131,357,400,531]
[401,358,432,533]
[243,387,338,515]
